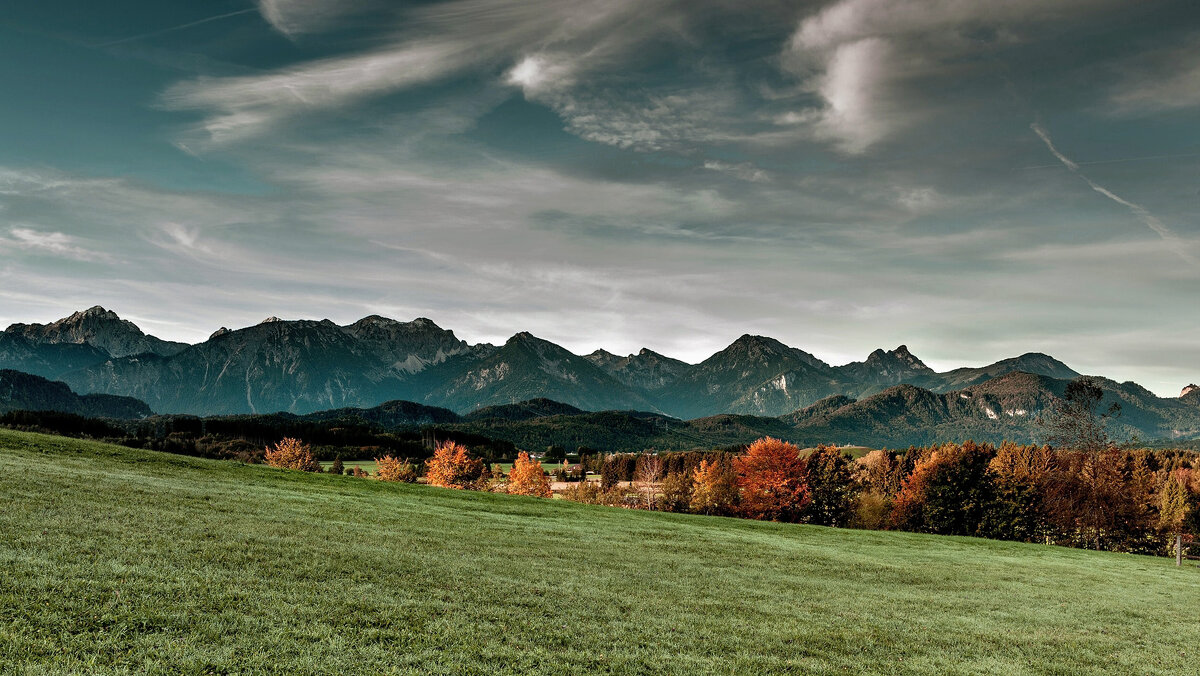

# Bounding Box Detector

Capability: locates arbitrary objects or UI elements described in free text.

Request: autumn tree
[329,456,344,475]
[891,442,995,536]
[375,455,418,482]
[508,451,552,498]
[425,441,485,489]
[982,443,1054,541]
[733,437,810,522]
[856,450,904,497]
[689,458,738,515]
[659,471,694,512]
[803,445,860,527]
[1042,450,1146,550]
[264,437,319,472]
[1157,469,1193,536]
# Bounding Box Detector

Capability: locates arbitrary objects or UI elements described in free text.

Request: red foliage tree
[733,437,810,522]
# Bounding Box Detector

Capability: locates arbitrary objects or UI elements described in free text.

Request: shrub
[375,455,418,483]
[850,491,891,530]
[264,437,320,472]
[329,457,344,475]
[561,481,602,504]
[508,452,552,498]
[426,441,485,489]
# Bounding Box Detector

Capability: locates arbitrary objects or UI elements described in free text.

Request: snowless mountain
[0,307,1183,422]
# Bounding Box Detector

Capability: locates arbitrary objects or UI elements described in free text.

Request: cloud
[1109,37,1200,114]
[170,0,761,151]
[782,0,1115,153]
[702,160,770,183]
[161,41,476,143]
[257,0,365,38]
[0,227,111,262]
[1031,121,1197,265]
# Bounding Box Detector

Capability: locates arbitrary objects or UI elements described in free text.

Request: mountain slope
[584,348,692,392]
[5,306,187,358]
[831,345,937,396]
[62,319,405,416]
[656,335,832,419]
[0,333,110,380]
[0,369,151,419]
[341,315,469,373]
[928,353,1080,392]
[417,332,657,413]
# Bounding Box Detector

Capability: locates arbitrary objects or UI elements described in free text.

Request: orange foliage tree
[425,441,485,489]
[264,437,319,471]
[890,442,995,536]
[733,437,810,522]
[507,451,552,498]
[375,455,418,482]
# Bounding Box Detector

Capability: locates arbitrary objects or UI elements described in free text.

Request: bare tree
[634,454,663,510]
[1039,376,1121,453]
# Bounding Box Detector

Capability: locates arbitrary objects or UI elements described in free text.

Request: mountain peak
[78,305,118,319]
[259,316,284,324]
[1183,384,1199,398]
[209,327,230,339]
[6,306,187,358]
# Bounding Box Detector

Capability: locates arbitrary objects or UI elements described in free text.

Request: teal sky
[2,0,1198,395]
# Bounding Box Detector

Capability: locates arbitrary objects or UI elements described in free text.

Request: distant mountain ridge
[6,306,187,358]
[0,307,1190,429]
[0,369,151,419]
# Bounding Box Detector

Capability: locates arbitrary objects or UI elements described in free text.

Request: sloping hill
[0,369,151,419]
[2,429,1198,674]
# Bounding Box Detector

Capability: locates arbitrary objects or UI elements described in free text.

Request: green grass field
[319,459,378,474]
[3,429,1199,675]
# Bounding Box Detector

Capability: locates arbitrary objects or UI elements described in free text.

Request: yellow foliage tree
[375,455,418,482]
[689,458,737,515]
[507,451,552,498]
[425,441,484,489]
[264,437,319,472]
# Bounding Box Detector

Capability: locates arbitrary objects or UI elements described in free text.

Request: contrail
[95,8,258,48]
[1031,122,1197,266]
[1022,150,1200,170]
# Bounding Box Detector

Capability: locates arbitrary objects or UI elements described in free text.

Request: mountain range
[0,306,1197,447]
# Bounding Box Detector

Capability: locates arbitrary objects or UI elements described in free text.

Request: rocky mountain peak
[5,306,187,358]
[1183,384,1199,398]
[76,305,119,320]
[259,316,283,324]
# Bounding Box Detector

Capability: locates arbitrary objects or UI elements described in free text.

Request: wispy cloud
[1030,121,1197,265]
[0,227,111,262]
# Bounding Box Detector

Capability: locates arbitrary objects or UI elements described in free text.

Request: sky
[1,0,1198,396]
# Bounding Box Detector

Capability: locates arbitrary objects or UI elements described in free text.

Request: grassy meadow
[2,429,1199,674]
